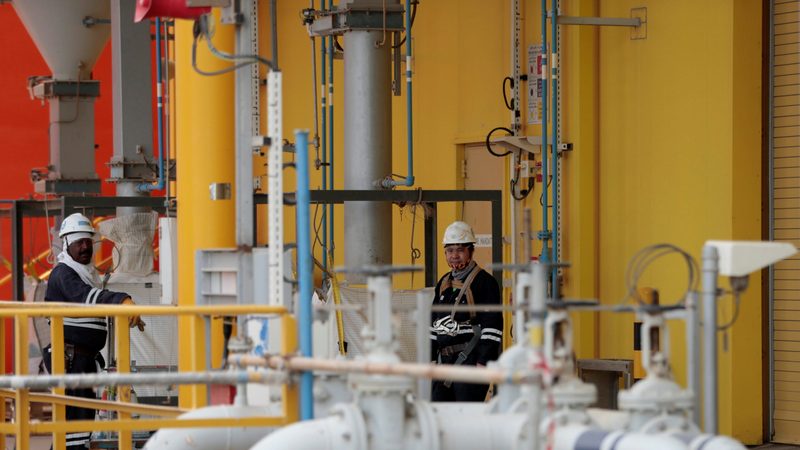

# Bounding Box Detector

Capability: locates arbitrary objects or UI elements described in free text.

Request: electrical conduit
[139,17,165,193]
[383,0,415,188]
[540,0,549,269]
[549,0,559,297]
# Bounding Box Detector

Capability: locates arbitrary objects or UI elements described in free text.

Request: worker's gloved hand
[121,297,146,332]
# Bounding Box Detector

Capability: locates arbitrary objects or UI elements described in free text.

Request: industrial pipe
[228,354,538,386]
[549,0,559,297]
[139,17,166,193]
[702,244,719,433]
[553,425,686,450]
[0,370,285,391]
[539,0,550,271]
[143,405,278,450]
[327,1,335,269]
[295,129,314,420]
[382,0,415,188]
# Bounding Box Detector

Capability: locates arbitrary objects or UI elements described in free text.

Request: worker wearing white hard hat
[430,221,502,402]
[44,213,145,449]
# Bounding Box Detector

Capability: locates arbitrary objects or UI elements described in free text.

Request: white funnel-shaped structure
[12,0,110,80]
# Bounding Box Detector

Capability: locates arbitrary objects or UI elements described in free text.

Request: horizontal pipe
[229,355,538,386]
[28,416,288,434]
[0,370,286,390]
[0,303,288,317]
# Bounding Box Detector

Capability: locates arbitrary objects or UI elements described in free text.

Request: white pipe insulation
[250,401,535,450]
[143,406,278,450]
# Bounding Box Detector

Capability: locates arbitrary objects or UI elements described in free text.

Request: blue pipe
[539,0,549,266]
[139,18,166,193]
[383,0,415,188]
[550,0,559,298]
[295,129,314,420]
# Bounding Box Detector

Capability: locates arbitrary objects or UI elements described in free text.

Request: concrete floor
[4,436,51,450]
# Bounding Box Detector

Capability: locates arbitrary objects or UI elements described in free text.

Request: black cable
[502,76,514,111]
[391,1,419,49]
[539,175,551,206]
[191,16,274,76]
[485,126,514,157]
[510,151,534,201]
[717,290,742,331]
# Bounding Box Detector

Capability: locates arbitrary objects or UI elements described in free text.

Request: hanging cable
[502,76,514,111]
[619,244,699,308]
[484,126,514,157]
[510,151,534,201]
[391,0,418,48]
[191,16,274,76]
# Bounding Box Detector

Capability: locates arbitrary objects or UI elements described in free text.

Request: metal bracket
[630,7,647,40]
[309,6,405,36]
[556,8,647,39]
[557,15,641,27]
[29,79,101,99]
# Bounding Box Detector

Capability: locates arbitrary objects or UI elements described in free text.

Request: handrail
[0,303,298,450]
[0,389,186,417]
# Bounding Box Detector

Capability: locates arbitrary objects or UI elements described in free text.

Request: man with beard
[430,221,502,402]
[44,213,145,449]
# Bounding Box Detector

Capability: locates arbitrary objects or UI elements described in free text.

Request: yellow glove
[121,297,146,332]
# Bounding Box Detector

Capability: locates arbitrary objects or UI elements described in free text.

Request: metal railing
[0,303,299,450]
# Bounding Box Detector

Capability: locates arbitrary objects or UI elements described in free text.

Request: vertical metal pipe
[382,0,415,188]
[320,29,328,271]
[295,130,314,420]
[344,31,392,282]
[550,0,559,298]
[327,0,335,267]
[686,291,701,426]
[111,0,152,215]
[702,244,719,434]
[235,0,257,247]
[416,289,432,400]
[540,0,549,270]
[139,17,165,193]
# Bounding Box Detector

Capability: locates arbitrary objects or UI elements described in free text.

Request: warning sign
[527,44,544,125]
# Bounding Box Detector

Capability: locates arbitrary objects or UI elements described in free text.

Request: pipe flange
[618,375,694,412]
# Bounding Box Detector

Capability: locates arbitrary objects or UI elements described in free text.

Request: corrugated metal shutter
[772,0,800,444]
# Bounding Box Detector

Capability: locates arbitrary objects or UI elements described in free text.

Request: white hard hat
[442,221,477,246]
[59,213,95,239]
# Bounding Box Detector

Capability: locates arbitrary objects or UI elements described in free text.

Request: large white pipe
[343,29,393,283]
[250,404,369,450]
[144,405,278,450]
[552,425,686,450]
